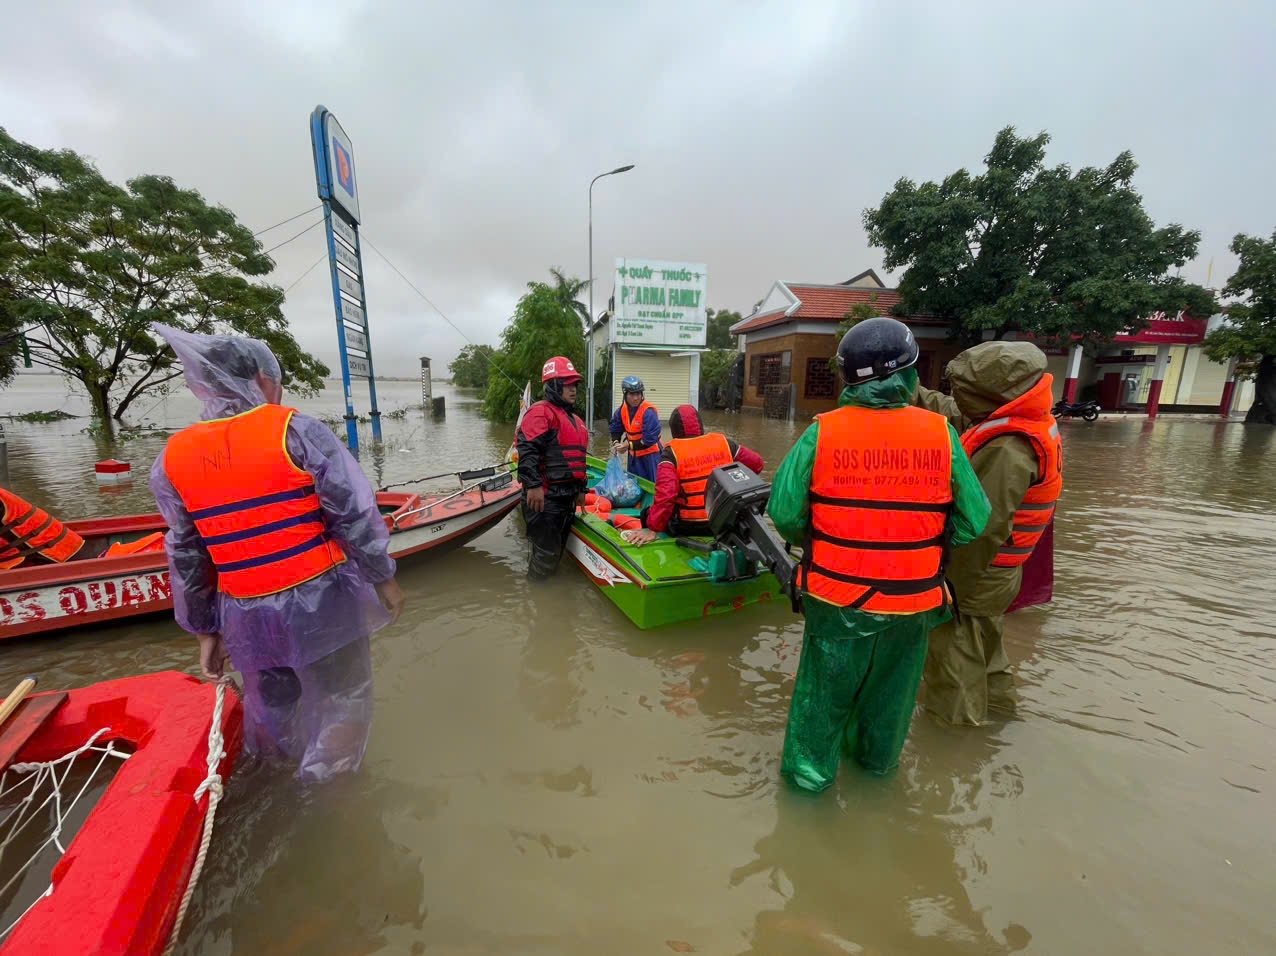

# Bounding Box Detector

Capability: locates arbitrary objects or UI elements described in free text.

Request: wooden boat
[0,473,521,640]
[566,457,783,629]
[0,671,243,955]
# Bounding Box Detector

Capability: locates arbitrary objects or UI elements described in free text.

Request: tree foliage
[0,127,327,438]
[548,266,591,331]
[698,348,738,408]
[0,279,20,386]
[863,126,1215,345]
[448,343,496,389]
[1205,230,1276,424]
[704,308,741,349]
[482,277,586,422]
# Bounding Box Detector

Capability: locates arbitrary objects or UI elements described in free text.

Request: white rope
[161,679,230,956]
[0,729,130,940]
[0,680,231,951]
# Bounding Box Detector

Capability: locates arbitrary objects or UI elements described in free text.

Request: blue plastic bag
[593,453,643,507]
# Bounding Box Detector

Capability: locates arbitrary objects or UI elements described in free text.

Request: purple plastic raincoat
[148,325,396,781]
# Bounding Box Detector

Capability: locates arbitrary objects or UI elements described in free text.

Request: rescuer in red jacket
[626,405,764,545]
[515,356,590,578]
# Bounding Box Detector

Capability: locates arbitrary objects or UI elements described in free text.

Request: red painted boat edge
[0,671,244,956]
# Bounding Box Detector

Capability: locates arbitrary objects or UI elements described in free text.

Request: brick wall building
[730,270,956,417]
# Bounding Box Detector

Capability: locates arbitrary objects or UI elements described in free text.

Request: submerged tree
[448,343,497,390]
[0,128,326,438]
[864,126,1215,345]
[482,277,586,423]
[1205,231,1276,424]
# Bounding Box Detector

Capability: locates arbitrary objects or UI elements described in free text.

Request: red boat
[0,476,521,640]
[0,671,244,955]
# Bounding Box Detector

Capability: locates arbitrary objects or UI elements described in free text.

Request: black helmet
[836,317,919,385]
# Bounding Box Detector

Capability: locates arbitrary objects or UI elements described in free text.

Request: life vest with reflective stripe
[162,404,345,599]
[620,401,660,457]
[960,375,1062,569]
[798,405,953,613]
[666,432,734,531]
[539,402,589,490]
[0,488,84,570]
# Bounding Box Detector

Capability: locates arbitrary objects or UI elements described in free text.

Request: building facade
[732,270,1255,420]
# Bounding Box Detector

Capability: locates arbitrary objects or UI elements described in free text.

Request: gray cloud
[3,0,1272,381]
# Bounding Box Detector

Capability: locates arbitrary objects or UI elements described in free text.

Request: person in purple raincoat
[148,324,405,783]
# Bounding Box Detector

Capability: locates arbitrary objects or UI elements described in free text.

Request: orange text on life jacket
[961,375,1062,569]
[621,401,660,457]
[800,405,953,613]
[667,433,733,530]
[0,488,85,570]
[163,405,346,599]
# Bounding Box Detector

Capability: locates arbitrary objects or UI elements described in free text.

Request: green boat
[564,456,785,629]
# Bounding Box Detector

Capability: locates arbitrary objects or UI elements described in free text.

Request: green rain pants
[780,621,929,791]
[923,614,1014,726]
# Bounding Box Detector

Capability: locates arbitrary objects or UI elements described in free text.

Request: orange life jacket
[103,531,166,559]
[163,404,346,599]
[0,488,85,570]
[798,405,953,613]
[961,375,1063,569]
[666,433,734,529]
[620,400,660,457]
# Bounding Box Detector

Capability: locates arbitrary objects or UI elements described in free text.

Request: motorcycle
[1052,399,1100,422]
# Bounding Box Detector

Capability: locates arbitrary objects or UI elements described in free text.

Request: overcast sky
[3,0,1273,378]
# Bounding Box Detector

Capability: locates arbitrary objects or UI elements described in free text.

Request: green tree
[863,126,1215,346]
[482,280,586,422]
[448,343,496,390]
[548,266,591,331]
[1205,231,1276,424]
[828,298,882,371]
[0,128,326,439]
[0,279,21,386]
[698,347,738,408]
[704,308,741,349]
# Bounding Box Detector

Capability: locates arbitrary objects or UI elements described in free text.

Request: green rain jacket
[913,342,1047,617]
[767,368,991,639]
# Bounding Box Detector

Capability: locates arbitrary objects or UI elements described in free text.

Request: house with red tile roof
[728,269,960,417]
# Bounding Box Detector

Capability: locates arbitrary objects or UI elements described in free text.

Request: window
[804,357,837,399]
[756,351,791,388]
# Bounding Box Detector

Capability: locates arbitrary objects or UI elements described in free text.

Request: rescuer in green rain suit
[767,320,990,791]
[913,341,1063,725]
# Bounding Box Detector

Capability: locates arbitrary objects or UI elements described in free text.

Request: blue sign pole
[309,104,382,452]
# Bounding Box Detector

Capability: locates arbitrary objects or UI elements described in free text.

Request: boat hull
[0,485,521,641]
[0,671,244,956]
[565,456,782,630]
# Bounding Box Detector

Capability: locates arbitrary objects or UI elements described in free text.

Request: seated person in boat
[516,355,590,579]
[609,376,662,483]
[626,405,764,545]
[148,324,406,783]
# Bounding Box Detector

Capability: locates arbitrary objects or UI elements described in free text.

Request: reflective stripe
[1019,500,1055,511]
[805,562,945,596]
[215,532,334,573]
[201,509,324,547]
[974,416,1012,435]
[188,485,315,521]
[810,528,946,551]
[998,544,1036,556]
[1048,422,1060,439]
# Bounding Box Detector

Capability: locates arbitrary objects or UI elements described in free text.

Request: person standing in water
[609,376,662,483]
[767,319,990,791]
[913,341,1063,725]
[149,325,405,783]
[515,356,590,579]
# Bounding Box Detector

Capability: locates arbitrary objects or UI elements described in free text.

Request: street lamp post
[587,164,635,433]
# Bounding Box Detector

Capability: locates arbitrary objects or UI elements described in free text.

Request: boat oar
[0,675,69,771]
[379,460,512,492]
[0,676,37,729]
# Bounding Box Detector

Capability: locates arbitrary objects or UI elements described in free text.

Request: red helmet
[541,356,582,384]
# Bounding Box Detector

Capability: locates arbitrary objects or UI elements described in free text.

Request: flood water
[2,374,1275,954]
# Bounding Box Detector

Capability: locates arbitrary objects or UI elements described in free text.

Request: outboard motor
[676,463,802,611]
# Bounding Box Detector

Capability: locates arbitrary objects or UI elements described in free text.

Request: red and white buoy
[94,459,132,484]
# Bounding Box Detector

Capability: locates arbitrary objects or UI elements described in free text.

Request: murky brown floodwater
[2,375,1275,954]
